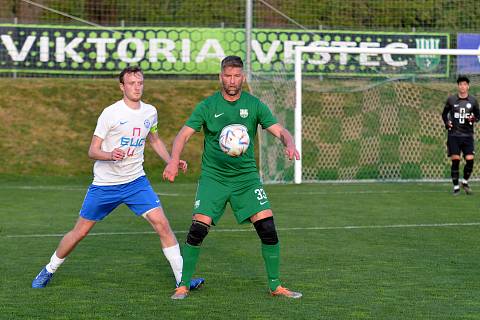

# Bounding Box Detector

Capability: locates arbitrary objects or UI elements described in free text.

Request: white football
[219,124,250,157]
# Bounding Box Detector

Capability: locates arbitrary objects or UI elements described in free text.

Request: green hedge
[3,0,480,32]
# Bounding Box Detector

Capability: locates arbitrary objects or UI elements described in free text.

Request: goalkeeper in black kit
[442,75,480,195]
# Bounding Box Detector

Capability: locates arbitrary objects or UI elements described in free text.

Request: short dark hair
[221,56,243,70]
[119,66,143,84]
[457,75,470,84]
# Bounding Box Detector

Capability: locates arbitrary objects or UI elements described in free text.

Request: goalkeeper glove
[468,115,476,125]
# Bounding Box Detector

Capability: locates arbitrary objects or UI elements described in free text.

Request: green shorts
[192,175,271,225]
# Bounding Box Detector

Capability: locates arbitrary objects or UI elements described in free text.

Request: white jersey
[92,99,158,186]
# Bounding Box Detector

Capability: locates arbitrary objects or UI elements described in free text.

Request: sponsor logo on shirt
[120,127,145,157]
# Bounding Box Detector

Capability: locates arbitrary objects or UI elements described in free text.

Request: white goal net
[251,46,480,184]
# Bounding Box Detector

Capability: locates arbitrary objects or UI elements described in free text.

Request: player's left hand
[284,145,300,161]
[468,114,476,124]
[178,160,188,173]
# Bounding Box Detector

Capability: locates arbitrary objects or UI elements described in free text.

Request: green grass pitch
[1,178,480,319]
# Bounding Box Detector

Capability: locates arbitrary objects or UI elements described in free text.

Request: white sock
[454,185,460,190]
[45,251,65,273]
[462,179,468,184]
[162,244,183,284]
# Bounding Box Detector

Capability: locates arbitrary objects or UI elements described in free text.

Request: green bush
[4,0,480,32]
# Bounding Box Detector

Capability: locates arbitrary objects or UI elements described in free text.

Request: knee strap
[186,220,210,246]
[253,216,279,245]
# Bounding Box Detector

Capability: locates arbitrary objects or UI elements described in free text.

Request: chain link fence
[2,0,480,182]
[1,0,479,31]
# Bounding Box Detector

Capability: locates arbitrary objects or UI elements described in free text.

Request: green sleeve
[185,101,206,132]
[257,100,278,129]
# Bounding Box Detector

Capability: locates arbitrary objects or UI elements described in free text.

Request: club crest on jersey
[240,109,248,118]
[467,103,472,109]
[144,119,151,128]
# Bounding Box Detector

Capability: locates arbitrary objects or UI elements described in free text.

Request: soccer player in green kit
[163,56,302,300]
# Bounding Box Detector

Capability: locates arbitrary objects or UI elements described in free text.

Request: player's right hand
[446,121,453,130]
[111,148,125,161]
[163,160,179,182]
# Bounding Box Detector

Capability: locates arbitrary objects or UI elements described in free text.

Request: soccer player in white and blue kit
[32,66,204,290]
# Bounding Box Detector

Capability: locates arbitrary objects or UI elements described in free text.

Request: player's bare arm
[266,123,300,160]
[88,135,125,161]
[163,126,196,182]
[148,131,187,173]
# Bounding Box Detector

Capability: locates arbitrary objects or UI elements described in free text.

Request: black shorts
[447,135,475,157]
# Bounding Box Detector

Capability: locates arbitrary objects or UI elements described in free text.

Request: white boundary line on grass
[0,184,450,196]
[5,222,480,238]
[274,190,446,195]
[0,185,180,196]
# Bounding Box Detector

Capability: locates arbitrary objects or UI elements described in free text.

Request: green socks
[261,243,281,291]
[179,243,201,288]
[180,242,281,291]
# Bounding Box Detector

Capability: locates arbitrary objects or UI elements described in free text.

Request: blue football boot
[176,277,205,290]
[32,267,54,288]
[188,277,205,290]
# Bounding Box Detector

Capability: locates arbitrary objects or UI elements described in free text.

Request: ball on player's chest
[219,124,250,157]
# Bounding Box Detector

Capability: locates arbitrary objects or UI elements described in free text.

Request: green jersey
[186,91,277,181]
